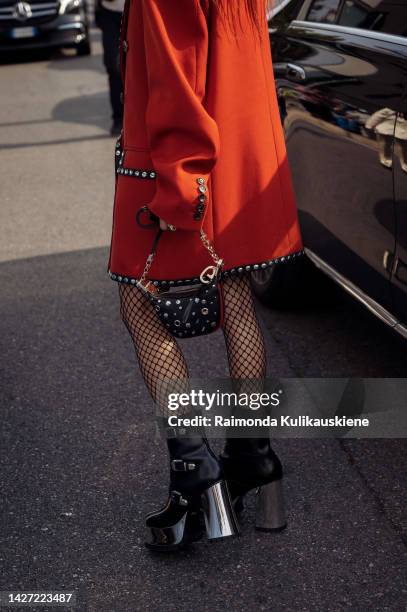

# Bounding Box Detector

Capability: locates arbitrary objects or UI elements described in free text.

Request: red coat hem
[107,249,305,287]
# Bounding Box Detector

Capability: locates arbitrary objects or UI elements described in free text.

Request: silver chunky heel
[201,480,240,540]
[255,479,287,532]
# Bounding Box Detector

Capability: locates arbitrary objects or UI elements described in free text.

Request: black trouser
[98,5,123,123]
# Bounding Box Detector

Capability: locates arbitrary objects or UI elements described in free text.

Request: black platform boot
[145,429,240,552]
[220,437,287,532]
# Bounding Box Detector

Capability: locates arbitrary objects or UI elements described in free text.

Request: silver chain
[199,230,224,284]
[138,253,155,291]
[137,228,223,292]
[200,229,222,266]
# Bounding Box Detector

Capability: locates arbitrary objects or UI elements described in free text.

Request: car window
[305,0,407,37]
[306,0,342,24]
[337,1,407,37]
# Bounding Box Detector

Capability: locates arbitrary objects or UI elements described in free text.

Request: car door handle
[286,63,306,81]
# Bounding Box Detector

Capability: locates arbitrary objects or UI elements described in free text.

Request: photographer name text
[167,415,370,428]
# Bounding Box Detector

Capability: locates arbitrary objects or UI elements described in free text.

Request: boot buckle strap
[171,459,196,472]
[170,490,189,507]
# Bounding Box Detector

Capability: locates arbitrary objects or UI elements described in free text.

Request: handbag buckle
[200,260,223,284]
[136,277,158,296]
[200,266,217,283]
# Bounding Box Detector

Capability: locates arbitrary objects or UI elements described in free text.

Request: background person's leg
[100,7,123,135]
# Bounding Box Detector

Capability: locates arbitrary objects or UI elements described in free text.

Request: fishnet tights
[118,274,266,416]
[119,283,189,416]
[221,275,266,397]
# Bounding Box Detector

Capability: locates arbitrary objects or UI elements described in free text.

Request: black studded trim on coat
[115,142,156,179]
[116,166,156,178]
[107,249,305,287]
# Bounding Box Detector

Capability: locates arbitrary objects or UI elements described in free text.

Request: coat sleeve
[142,0,220,231]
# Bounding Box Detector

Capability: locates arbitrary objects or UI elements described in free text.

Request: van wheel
[77,38,91,56]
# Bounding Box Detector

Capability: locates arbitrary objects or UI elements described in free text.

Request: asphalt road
[0,29,406,612]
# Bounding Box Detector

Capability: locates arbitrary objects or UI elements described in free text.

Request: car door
[392,90,407,330]
[269,0,407,312]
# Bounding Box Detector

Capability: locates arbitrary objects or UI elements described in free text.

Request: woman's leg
[118,283,189,416]
[220,275,286,531]
[221,274,267,392]
[118,283,238,549]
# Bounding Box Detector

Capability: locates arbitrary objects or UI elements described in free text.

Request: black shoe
[220,437,287,532]
[110,120,122,137]
[145,428,240,552]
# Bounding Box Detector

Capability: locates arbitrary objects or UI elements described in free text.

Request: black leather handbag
[135,207,224,339]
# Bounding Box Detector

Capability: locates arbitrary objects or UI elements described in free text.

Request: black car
[0,0,91,54]
[252,0,407,339]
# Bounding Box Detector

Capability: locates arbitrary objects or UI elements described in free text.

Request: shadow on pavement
[52,91,111,130]
[0,47,61,66]
[0,91,112,147]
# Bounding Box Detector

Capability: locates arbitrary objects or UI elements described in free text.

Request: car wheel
[250,255,335,308]
[77,38,91,56]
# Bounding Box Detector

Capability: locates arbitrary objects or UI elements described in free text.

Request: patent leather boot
[145,430,240,552]
[220,437,287,532]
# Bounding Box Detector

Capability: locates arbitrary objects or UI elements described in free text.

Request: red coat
[108,0,303,286]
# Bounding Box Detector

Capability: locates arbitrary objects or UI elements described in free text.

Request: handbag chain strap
[138,229,224,293]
